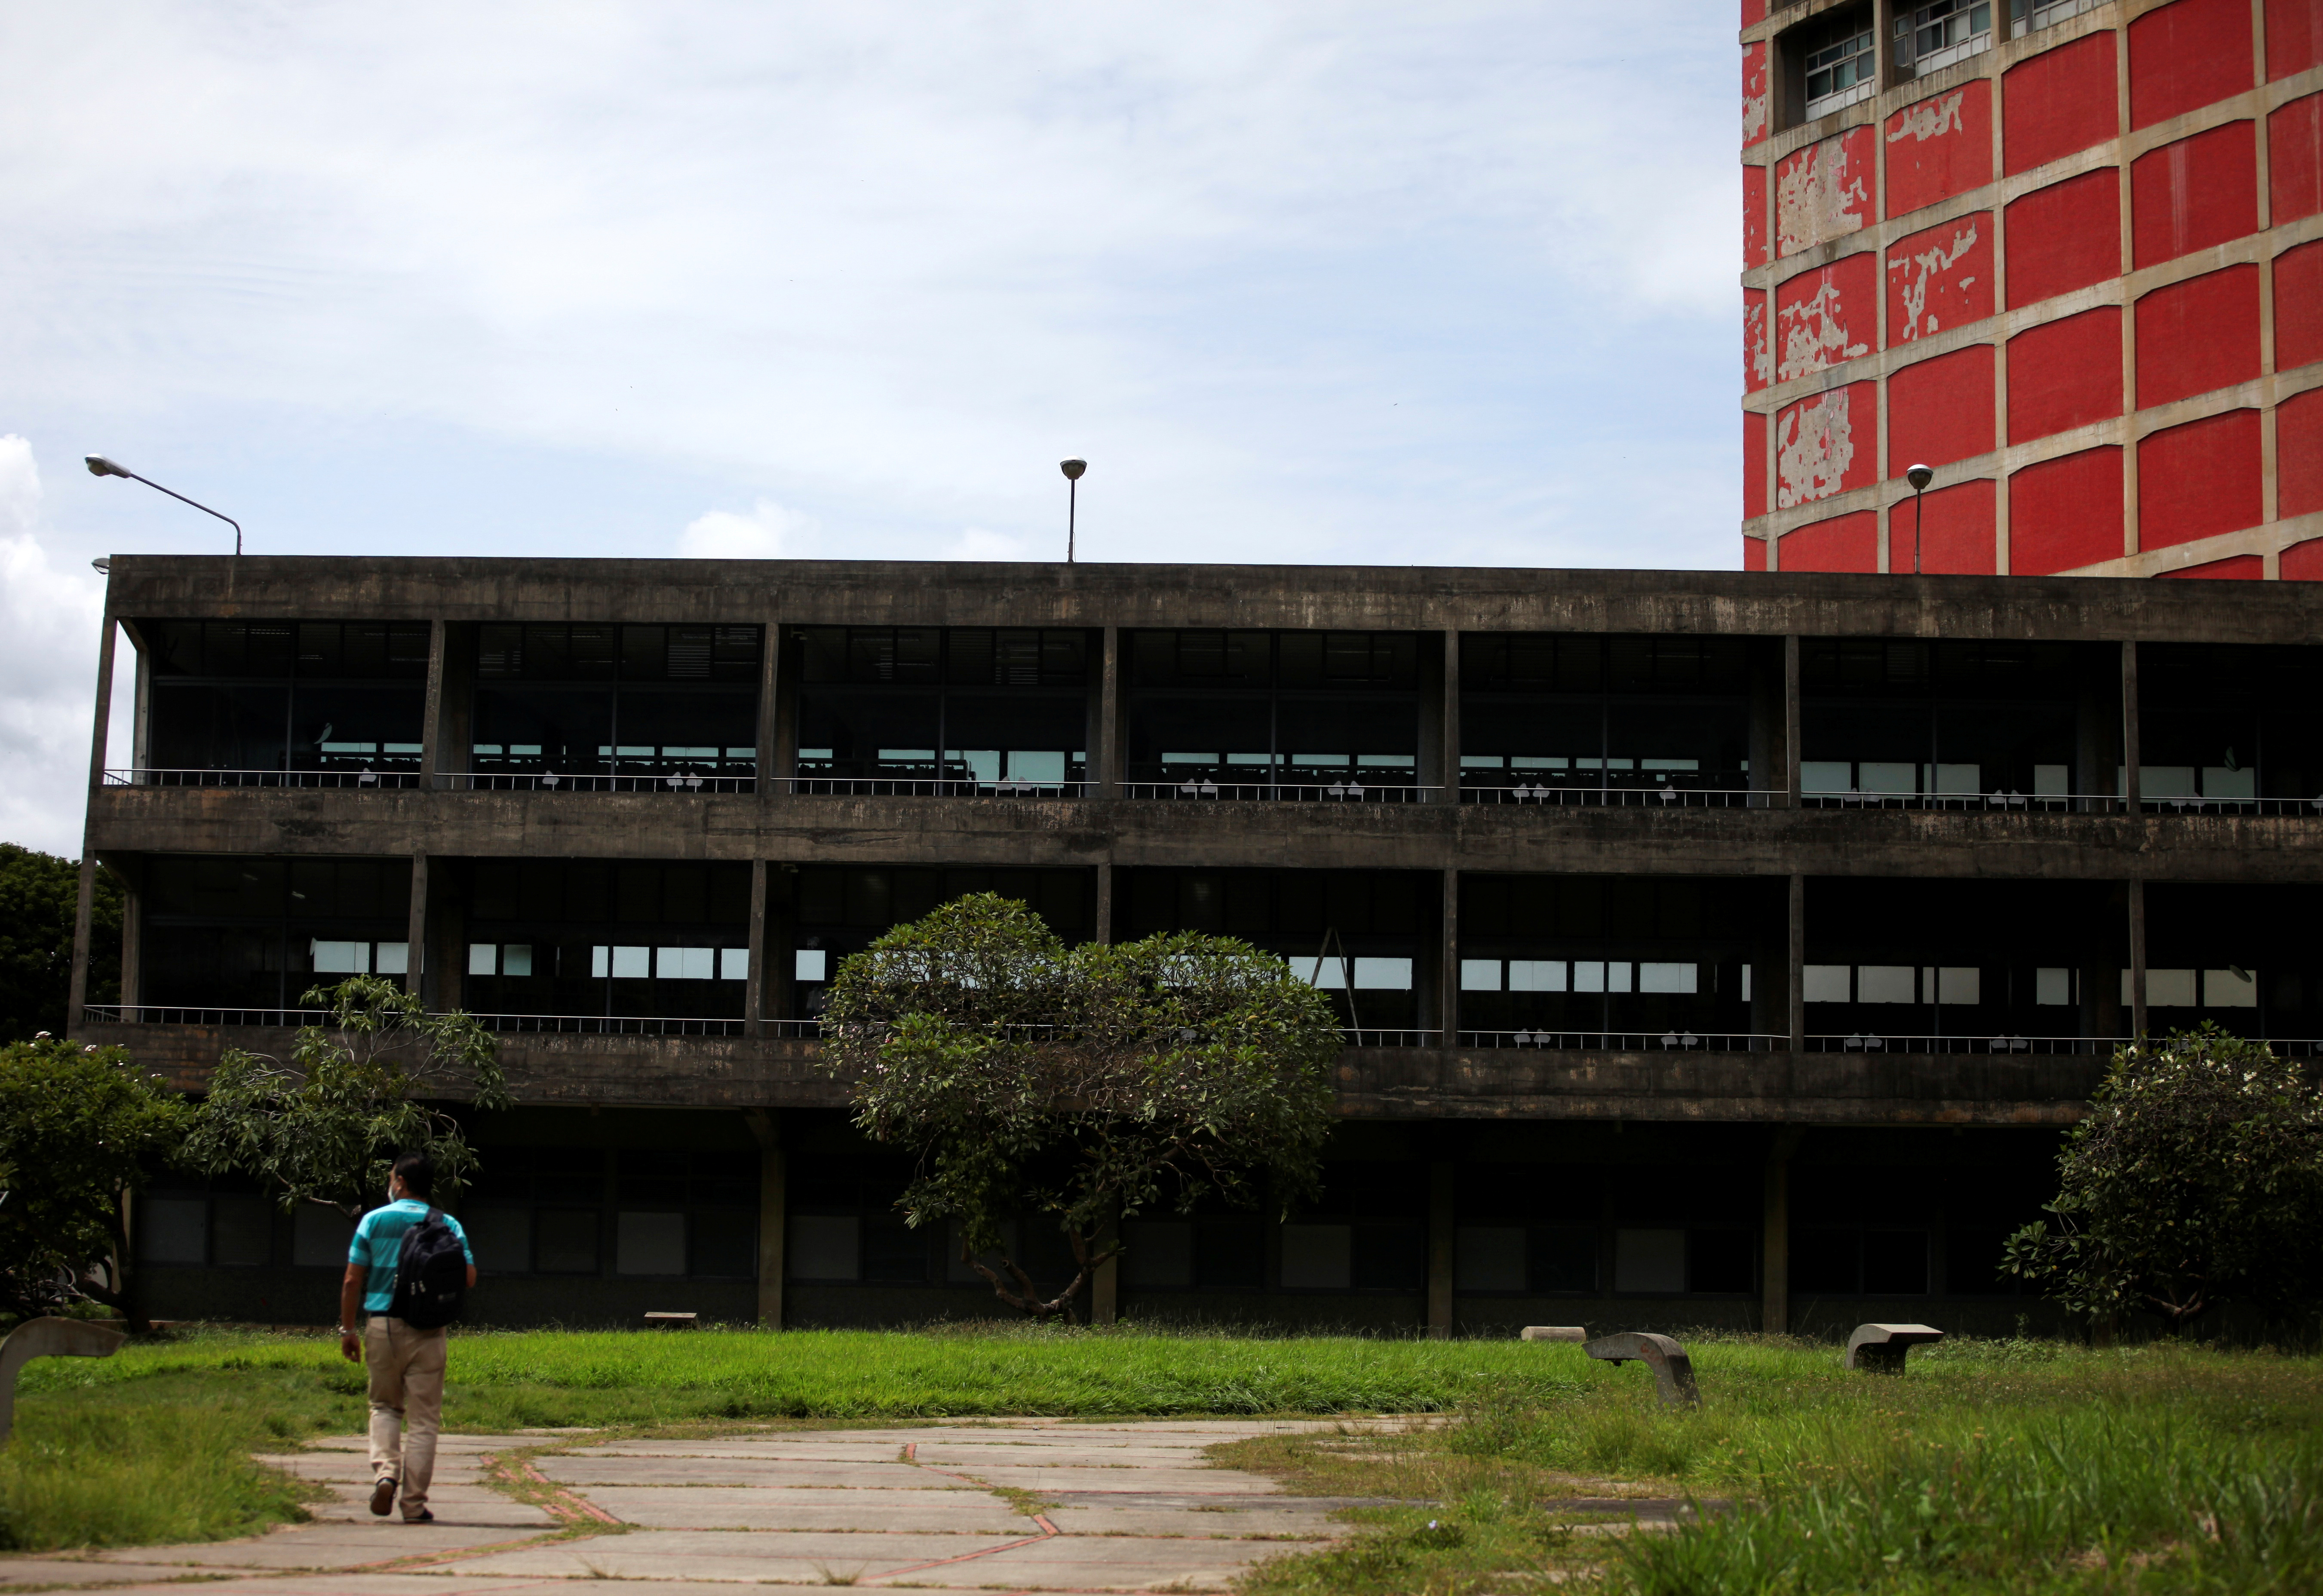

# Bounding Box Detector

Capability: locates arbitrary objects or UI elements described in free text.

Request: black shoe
[401,1508,434,1524]
[369,1476,397,1517]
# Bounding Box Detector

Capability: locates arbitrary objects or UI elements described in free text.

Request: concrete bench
[1520,1326,1587,1342]
[1584,1331,1701,1409]
[1844,1322,1944,1372]
[644,1312,700,1329]
[1,1317,126,1443]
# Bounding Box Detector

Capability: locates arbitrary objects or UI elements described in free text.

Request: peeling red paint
[1884,81,1991,218]
[1743,43,1770,149]
[1776,383,1876,507]
[1744,288,1771,393]
[1885,213,1992,343]
[1744,164,1768,267]
[1775,255,1875,381]
[1776,130,1873,258]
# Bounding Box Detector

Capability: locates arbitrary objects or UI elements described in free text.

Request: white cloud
[0,1,1739,575]
[951,527,1034,562]
[680,498,819,560]
[0,438,111,855]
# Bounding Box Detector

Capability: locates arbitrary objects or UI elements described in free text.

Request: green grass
[1222,1335,2323,1595]
[16,1321,1586,1429]
[0,1396,325,1553]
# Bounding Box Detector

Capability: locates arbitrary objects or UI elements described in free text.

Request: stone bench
[1584,1331,1700,1409]
[1,1317,126,1443]
[1844,1322,1944,1372]
[1519,1326,1587,1342]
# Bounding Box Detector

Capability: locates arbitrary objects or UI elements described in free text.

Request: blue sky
[0,1,1737,852]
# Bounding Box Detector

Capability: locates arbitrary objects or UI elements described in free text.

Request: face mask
[387,1182,399,1204]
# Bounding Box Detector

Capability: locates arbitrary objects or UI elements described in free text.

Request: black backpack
[388,1209,467,1329]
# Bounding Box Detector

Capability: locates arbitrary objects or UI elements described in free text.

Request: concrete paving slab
[0,1558,204,1589]
[575,1485,1036,1532]
[1042,1492,1353,1538]
[919,1532,1289,1590]
[539,1456,956,1489]
[434,1527,1038,1583]
[937,1464,1279,1494]
[92,1522,544,1570]
[306,1483,560,1528]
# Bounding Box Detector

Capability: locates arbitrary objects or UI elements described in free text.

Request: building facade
[67,557,2323,1335]
[1742,0,2323,577]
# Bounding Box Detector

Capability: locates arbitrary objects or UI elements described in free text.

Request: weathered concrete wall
[83,786,2323,884]
[96,555,2323,645]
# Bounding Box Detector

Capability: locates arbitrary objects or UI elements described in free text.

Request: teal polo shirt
[348,1199,474,1313]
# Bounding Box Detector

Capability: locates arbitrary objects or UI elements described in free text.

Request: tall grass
[0,1403,316,1552]
[21,1323,1583,1424]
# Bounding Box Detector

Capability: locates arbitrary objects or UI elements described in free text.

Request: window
[2010,0,2097,37]
[1896,0,1992,75]
[795,627,1089,790]
[1801,8,1878,120]
[1126,630,1421,793]
[141,620,429,783]
[470,623,761,783]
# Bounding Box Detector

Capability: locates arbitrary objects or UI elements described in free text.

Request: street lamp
[1059,458,1086,563]
[85,455,243,556]
[1905,462,1933,575]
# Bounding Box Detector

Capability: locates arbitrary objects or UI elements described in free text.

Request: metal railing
[1340,1028,1442,1048]
[1122,780,1438,803]
[1459,1029,1786,1052]
[450,772,756,794]
[1808,1033,2117,1055]
[1801,791,2109,812]
[80,1004,329,1028]
[466,1013,750,1037]
[785,777,1094,798]
[1464,784,1772,809]
[104,768,422,790]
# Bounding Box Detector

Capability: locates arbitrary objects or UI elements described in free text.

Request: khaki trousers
[364,1316,447,1517]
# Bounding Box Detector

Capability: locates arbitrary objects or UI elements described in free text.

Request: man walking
[339,1151,476,1523]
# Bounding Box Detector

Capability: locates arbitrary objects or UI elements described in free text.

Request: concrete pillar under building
[1089,1208,1118,1327]
[1761,1126,1805,1335]
[2127,877,2148,1040]
[1782,635,1801,808]
[1426,1160,1455,1339]
[404,853,429,1000]
[746,859,767,1036]
[1786,874,1806,1052]
[746,1110,786,1329]
[1095,626,1122,800]
[68,617,120,1030]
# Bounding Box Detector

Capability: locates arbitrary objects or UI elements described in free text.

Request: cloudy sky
[0,1,1737,853]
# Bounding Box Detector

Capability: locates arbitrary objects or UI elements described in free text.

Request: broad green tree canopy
[819,893,1341,1317]
[2006,1025,2323,1333]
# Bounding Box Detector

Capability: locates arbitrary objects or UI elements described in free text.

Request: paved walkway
[0,1419,1361,1593]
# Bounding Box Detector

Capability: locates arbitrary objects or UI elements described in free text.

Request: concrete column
[767,866,797,1023]
[131,627,151,776]
[1095,626,1121,799]
[118,857,143,1010]
[419,620,447,788]
[1787,874,1806,1053]
[757,619,782,801]
[770,628,800,794]
[1761,1126,1805,1334]
[1439,869,1460,1043]
[404,853,429,999]
[436,625,477,790]
[746,1111,786,1328]
[1426,1160,1455,1339]
[746,858,768,1036]
[1089,1207,1119,1327]
[2127,877,2148,1040]
[2120,641,2141,815]
[1426,628,1459,803]
[68,619,120,1029]
[1783,635,1802,807]
[1094,862,1114,945]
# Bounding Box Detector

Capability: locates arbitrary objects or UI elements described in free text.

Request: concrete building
[1742,0,2323,577]
[67,556,2323,1334]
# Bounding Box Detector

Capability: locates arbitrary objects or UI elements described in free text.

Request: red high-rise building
[1742,0,2323,578]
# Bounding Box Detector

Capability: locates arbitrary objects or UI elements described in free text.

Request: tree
[819,893,1341,1320]
[183,976,512,1221]
[2004,1025,2323,1335]
[0,843,121,1042]
[0,1038,192,1329]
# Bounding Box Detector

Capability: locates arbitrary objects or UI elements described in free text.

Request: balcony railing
[104,768,423,790]
[1459,1029,1785,1052]
[80,1004,330,1027]
[784,776,1096,798]
[448,772,757,794]
[1123,778,1438,803]
[1807,1033,2119,1055]
[1340,1028,1442,1048]
[1464,783,1773,809]
[466,1013,750,1037]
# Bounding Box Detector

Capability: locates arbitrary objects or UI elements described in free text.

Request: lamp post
[84,455,243,556]
[1059,458,1086,563]
[1905,462,1933,575]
